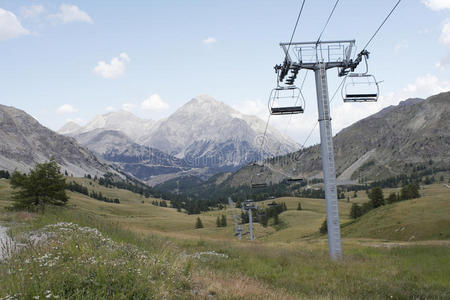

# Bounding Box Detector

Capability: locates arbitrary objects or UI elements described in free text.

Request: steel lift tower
[272,40,372,260]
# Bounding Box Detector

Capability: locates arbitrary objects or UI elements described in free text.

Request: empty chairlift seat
[269,86,305,115]
[250,164,268,189]
[342,73,379,102]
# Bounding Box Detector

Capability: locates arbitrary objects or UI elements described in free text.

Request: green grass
[0,221,191,299]
[341,184,450,240]
[1,178,449,298]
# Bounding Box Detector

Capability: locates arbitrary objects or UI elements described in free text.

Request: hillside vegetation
[1,177,449,298]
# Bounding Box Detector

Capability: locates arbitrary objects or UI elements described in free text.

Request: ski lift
[267,201,280,208]
[342,73,379,102]
[250,164,268,189]
[286,178,304,183]
[269,86,305,115]
[341,50,380,102]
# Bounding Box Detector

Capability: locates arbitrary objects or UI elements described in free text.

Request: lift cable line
[362,0,402,51]
[256,0,307,165]
[285,0,307,59]
[292,76,345,163]
[316,0,340,44]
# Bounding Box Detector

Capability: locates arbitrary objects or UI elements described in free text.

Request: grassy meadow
[0,177,449,299]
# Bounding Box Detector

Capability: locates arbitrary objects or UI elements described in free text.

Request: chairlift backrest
[342,73,379,102]
[269,86,305,115]
[250,165,268,189]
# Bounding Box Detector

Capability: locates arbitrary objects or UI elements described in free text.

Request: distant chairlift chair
[251,164,268,189]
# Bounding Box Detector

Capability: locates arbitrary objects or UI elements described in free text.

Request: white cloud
[49,4,92,24]
[418,28,430,35]
[57,104,78,114]
[122,103,136,111]
[232,99,267,120]
[203,37,216,45]
[20,5,45,18]
[422,0,450,10]
[65,117,84,125]
[436,19,450,68]
[0,8,29,40]
[141,94,169,110]
[394,40,408,54]
[439,19,450,45]
[106,106,116,112]
[332,74,450,133]
[94,52,130,79]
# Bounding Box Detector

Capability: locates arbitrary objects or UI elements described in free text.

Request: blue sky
[1,0,450,146]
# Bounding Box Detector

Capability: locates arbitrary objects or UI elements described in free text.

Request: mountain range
[60,95,298,184]
[0,104,113,177]
[223,92,450,187]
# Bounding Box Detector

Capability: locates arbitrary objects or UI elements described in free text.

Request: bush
[297,202,302,210]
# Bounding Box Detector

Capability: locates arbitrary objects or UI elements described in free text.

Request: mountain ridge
[0,104,115,177]
[60,95,299,184]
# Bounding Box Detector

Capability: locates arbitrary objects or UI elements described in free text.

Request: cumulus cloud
[0,8,29,40]
[106,106,116,112]
[232,99,267,120]
[94,52,130,79]
[439,19,450,45]
[203,37,216,45]
[20,4,45,18]
[122,103,136,111]
[141,94,169,110]
[49,4,92,24]
[422,0,450,10]
[65,117,84,125]
[436,19,450,68]
[57,104,78,114]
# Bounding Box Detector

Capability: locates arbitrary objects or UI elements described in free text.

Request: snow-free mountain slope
[72,129,188,182]
[60,110,157,141]
[60,95,299,183]
[140,95,298,162]
[58,121,82,135]
[225,92,450,187]
[0,104,113,177]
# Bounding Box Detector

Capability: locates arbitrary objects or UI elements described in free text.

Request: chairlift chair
[250,165,268,189]
[267,201,280,208]
[286,178,304,183]
[342,73,379,102]
[269,86,305,115]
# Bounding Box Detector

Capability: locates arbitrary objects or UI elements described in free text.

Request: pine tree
[350,203,362,219]
[368,187,384,208]
[10,159,68,210]
[195,217,204,229]
[297,202,302,210]
[221,214,227,227]
[319,219,327,234]
[386,192,398,204]
[273,212,280,225]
